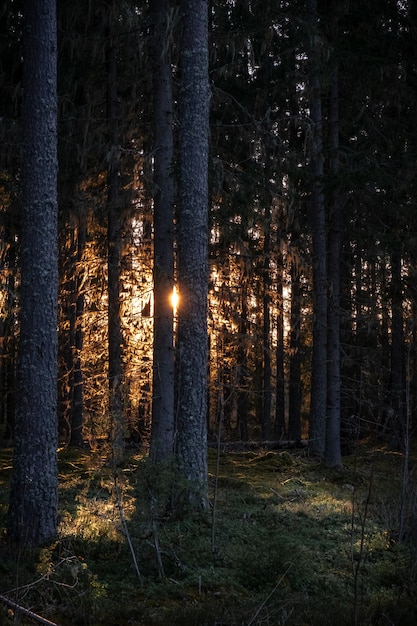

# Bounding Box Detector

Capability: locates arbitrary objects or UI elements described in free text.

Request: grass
[0,441,417,625]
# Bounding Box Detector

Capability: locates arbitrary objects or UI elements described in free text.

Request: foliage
[1,442,417,625]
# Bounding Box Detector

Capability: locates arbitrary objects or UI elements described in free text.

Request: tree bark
[106,24,125,464]
[70,214,86,446]
[307,0,327,458]
[8,0,58,546]
[288,257,302,441]
[176,0,210,502]
[150,0,175,462]
[325,37,343,468]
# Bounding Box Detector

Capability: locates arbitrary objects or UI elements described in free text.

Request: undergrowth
[0,442,417,625]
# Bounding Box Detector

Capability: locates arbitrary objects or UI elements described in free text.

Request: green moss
[0,443,417,625]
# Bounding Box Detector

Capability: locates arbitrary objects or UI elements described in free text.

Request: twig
[0,594,59,626]
[247,564,292,626]
[113,473,143,585]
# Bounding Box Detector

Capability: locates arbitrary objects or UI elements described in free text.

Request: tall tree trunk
[275,253,286,438]
[390,247,406,448]
[288,256,302,441]
[325,36,342,468]
[176,0,210,502]
[8,0,58,546]
[150,0,175,462]
[307,0,327,457]
[106,24,125,464]
[262,208,272,441]
[70,214,86,447]
[237,287,249,441]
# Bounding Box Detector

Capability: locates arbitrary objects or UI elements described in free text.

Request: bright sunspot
[171,285,179,314]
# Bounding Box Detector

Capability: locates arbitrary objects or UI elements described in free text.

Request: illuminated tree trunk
[70,214,86,446]
[237,290,249,441]
[150,0,175,462]
[0,219,17,442]
[176,0,210,502]
[262,206,272,441]
[288,257,302,441]
[106,24,125,464]
[8,0,58,546]
[307,0,327,458]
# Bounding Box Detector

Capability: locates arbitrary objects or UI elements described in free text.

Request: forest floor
[0,439,417,626]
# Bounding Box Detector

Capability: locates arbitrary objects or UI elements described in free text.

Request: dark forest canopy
[1,0,417,488]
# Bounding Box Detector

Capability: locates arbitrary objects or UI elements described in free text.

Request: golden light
[170,285,179,314]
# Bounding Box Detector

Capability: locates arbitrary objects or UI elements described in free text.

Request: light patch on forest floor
[0,442,416,625]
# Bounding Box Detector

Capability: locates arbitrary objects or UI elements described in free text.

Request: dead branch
[0,593,59,626]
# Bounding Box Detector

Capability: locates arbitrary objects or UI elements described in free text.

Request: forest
[1,0,417,624]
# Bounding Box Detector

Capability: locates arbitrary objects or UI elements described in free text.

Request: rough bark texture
[8,0,58,546]
[150,0,175,462]
[176,0,210,500]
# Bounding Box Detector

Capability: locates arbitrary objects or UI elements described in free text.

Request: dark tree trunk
[325,42,343,468]
[70,214,86,447]
[237,292,249,441]
[307,0,327,457]
[390,247,406,448]
[262,210,272,441]
[176,0,210,501]
[288,258,302,441]
[8,0,58,546]
[150,0,175,462]
[106,26,125,464]
[275,255,286,439]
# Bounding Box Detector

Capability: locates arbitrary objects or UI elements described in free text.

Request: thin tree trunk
[307,0,327,458]
[390,247,406,448]
[262,208,272,441]
[325,37,343,468]
[237,289,249,441]
[8,0,58,546]
[275,254,286,438]
[150,0,175,462]
[288,257,302,441]
[106,25,125,464]
[70,214,86,446]
[176,0,210,502]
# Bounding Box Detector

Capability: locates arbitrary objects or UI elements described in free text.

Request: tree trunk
[288,257,302,441]
[390,247,406,448]
[325,41,342,468]
[70,214,86,446]
[150,0,175,462]
[307,0,327,458]
[8,0,58,546]
[275,255,286,439]
[176,0,210,502]
[106,25,125,464]
[262,208,272,441]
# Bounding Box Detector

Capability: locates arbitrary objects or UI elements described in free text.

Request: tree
[176,0,210,501]
[106,13,125,464]
[150,0,176,462]
[324,5,343,468]
[306,0,327,457]
[8,0,58,546]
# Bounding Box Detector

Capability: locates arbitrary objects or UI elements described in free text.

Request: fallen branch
[208,439,308,452]
[0,594,59,626]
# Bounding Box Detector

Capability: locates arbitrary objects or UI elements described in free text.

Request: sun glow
[170,285,179,314]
